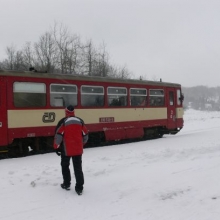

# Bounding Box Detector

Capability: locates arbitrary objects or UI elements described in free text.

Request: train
[0,69,184,157]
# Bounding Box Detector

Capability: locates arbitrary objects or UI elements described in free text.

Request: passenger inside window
[156,97,163,106]
[110,98,121,106]
[81,94,104,107]
[130,96,146,106]
[95,96,104,106]
[139,96,147,106]
[119,96,127,106]
[150,97,155,106]
[108,96,127,106]
[149,96,164,106]
[130,96,138,106]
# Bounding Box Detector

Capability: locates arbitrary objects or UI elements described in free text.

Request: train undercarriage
[0,125,182,159]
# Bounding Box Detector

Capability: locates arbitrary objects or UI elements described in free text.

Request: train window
[50,84,77,107]
[149,89,164,106]
[130,88,147,107]
[107,87,127,106]
[13,82,46,107]
[169,91,174,106]
[177,90,181,105]
[177,89,183,105]
[81,86,104,107]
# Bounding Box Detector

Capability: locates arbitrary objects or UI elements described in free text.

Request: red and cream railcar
[0,70,184,154]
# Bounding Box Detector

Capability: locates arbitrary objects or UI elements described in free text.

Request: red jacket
[54,116,88,156]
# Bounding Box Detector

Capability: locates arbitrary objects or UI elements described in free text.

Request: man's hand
[55,148,61,156]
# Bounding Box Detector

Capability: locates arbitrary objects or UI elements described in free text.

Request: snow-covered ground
[1,109,220,220]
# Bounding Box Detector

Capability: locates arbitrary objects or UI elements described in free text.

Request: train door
[0,77,8,146]
[166,88,177,129]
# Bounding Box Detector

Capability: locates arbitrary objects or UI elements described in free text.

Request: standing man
[54,105,88,195]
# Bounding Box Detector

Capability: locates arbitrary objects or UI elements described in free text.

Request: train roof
[0,69,181,87]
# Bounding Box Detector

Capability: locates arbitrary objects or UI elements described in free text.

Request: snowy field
[1,109,220,220]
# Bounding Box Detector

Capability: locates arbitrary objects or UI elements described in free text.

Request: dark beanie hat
[65,105,75,116]
[67,105,74,112]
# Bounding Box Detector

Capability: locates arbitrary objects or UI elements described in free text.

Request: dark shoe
[61,183,70,190]
[75,189,83,195]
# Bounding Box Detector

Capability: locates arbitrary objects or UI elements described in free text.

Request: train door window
[81,86,104,107]
[177,89,184,105]
[13,82,46,107]
[130,88,147,107]
[169,91,174,106]
[107,87,127,106]
[149,89,164,106]
[50,84,77,107]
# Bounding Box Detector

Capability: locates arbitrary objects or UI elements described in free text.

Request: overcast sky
[1,0,220,87]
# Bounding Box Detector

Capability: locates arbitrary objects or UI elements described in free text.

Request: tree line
[0,22,131,79]
[182,86,220,111]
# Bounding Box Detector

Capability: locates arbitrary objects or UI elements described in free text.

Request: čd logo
[42,112,55,123]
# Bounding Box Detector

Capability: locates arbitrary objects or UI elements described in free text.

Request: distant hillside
[182,86,220,111]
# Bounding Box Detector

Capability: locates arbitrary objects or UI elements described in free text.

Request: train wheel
[22,145,29,156]
[158,133,164,138]
[8,145,21,158]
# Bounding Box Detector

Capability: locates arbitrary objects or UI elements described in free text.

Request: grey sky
[1,0,220,87]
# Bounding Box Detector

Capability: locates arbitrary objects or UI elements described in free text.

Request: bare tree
[81,39,97,76]
[2,45,26,70]
[22,42,34,69]
[97,42,109,77]
[117,65,131,79]
[86,41,110,77]
[65,35,82,74]
[52,22,80,74]
[5,45,17,70]
[0,22,133,79]
[107,64,132,79]
[151,75,160,81]
[34,31,57,72]
[13,50,25,70]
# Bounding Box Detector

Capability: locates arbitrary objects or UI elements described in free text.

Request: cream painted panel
[176,108,184,118]
[76,108,167,124]
[8,108,169,129]
[8,110,65,128]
